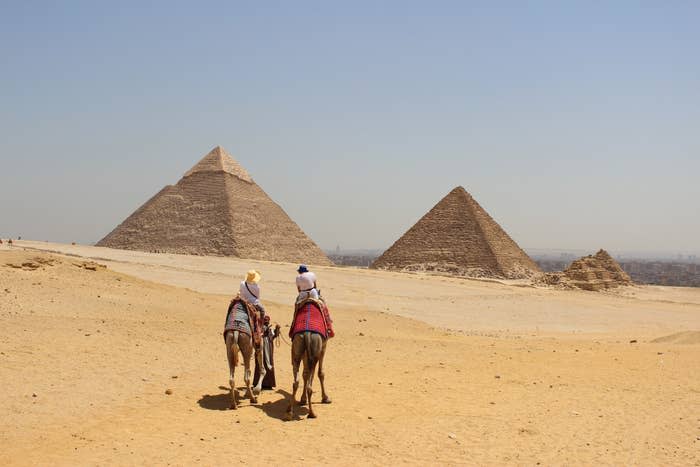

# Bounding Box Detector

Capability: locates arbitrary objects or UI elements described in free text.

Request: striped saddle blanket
[290,298,334,339]
[223,298,262,346]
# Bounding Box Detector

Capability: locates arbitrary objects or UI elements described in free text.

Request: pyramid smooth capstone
[371,186,540,279]
[97,146,331,265]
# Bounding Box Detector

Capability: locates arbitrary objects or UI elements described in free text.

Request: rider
[295,264,319,304]
[240,269,265,319]
[293,264,334,338]
[225,269,265,340]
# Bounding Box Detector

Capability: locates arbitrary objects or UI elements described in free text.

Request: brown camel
[285,331,331,420]
[224,330,266,409]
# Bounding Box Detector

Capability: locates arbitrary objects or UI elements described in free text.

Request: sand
[1,242,699,465]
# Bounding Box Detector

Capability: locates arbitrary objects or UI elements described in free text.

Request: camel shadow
[197,387,310,419]
[260,389,308,420]
[197,392,230,411]
[197,385,257,411]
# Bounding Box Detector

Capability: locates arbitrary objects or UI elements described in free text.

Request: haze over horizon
[1,2,698,255]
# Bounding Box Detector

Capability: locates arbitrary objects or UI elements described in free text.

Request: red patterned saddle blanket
[290,298,334,339]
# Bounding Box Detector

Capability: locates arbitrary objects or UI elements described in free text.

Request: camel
[224,329,265,409]
[285,331,331,420]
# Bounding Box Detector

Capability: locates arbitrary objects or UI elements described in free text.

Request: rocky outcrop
[562,249,632,291]
[97,146,331,265]
[370,186,540,279]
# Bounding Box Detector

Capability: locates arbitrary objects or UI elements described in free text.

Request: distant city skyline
[327,247,700,262]
[1,2,698,255]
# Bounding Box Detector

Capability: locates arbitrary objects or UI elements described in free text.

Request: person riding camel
[223,270,268,407]
[295,264,319,304]
[224,270,265,345]
[292,264,334,338]
[240,269,265,319]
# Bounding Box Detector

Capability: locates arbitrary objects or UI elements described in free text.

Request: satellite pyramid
[371,186,540,279]
[563,249,632,291]
[97,146,331,265]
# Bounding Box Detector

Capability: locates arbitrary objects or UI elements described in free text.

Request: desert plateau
[1,241,699,466]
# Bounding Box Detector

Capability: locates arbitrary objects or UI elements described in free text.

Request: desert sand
[1,241,699,465]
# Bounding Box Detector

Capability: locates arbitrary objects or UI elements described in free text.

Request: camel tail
[304,332,319,371]
[231,330,240,367]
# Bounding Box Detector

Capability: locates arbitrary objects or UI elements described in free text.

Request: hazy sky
[1,1,698,255]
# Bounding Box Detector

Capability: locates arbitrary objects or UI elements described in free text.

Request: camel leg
[303,359,315,418]
[240,334,257,404]
[225,331,238,410]
[252,346,265,395]
[299,356,309,406]
[318,339,331,404]
[305,333,323,419]
[286,334,304,420]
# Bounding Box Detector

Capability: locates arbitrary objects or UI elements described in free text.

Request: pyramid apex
[444,186,472,201]
[184,146,253,182]
[448,186,469,195]
[210,145,231,156]
[594,249,613,259]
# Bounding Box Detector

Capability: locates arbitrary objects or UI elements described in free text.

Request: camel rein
[278,331,291,347]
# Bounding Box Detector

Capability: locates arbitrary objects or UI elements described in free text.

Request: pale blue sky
[1,1,698,254]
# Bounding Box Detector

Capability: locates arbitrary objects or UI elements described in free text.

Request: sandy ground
[12,241,700,337]
[1,242,699,465]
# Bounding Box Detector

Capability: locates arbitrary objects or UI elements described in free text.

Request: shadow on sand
[197,386,256,411]
[197,387,308,419]
[259,389,309,420]
[197,392,231,411]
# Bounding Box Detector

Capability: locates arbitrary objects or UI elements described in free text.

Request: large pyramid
[97,146,331,265]
[370,186,540,279]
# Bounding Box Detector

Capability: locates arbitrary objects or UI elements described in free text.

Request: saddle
[224,295,262,347]
[290,297,334,339]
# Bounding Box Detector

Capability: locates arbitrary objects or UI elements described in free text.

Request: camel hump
[295,297,326,312]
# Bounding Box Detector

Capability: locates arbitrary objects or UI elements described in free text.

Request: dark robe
[253,323,279,389]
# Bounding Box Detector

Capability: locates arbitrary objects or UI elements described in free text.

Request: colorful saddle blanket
[223,297,262,346]
[290,298,334,339]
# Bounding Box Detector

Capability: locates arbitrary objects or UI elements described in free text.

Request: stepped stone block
[563,249,632,291]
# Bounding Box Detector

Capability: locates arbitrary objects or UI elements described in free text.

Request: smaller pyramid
[563,249,632,291]
[371,187,540,279]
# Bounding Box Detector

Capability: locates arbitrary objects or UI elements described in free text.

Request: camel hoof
[250,397,258,404]
[229,404,237,410]
[322,396,332,404]
[307,412,317,419]
[285,411,294,422]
